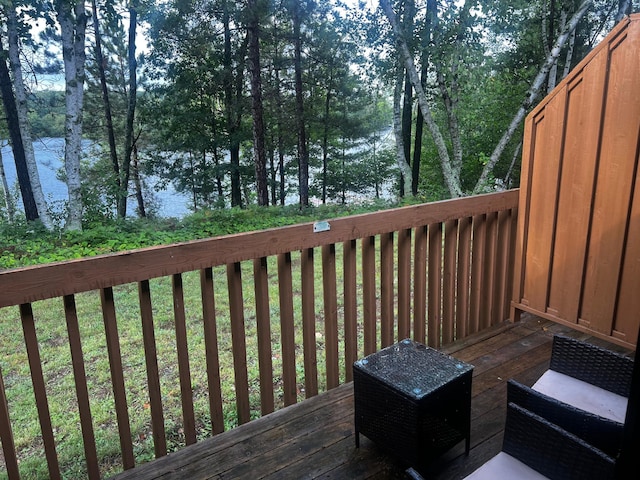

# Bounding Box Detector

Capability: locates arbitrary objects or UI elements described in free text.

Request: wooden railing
[0,190,518,479]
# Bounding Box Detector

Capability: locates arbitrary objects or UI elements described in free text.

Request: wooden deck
[112,315,633,480]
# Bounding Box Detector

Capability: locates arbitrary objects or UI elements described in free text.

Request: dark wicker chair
[461,402,616,480]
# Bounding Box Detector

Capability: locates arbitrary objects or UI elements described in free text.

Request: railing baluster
[380,232,394,347]
[322,244,339,389]
[362,236,377,355]
[443,220,458,345]
[428,224,443,348]
[20,303,61,480]
[63,295,100,478]
[301,248,318,398]
[139,280,167,457]
[100,288,135,469]
[482,212,498,329]
[171,274,197,445]
[0,359,20,479]
[277,253,297,406]
[200,268,224,435]
[343,240,357,382]
[226,263,250,424]
[494,210,512,324]
[253,258,274,414]
[470,214,486,334]
[413,226,428,344]
[456,217,472,340]
[398,228,412,340]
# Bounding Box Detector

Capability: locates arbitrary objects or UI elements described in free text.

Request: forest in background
[0,0,637,232]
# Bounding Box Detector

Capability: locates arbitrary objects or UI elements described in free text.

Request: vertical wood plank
[494,210,512,324]
[343,240,358,381]
[456,217,472,340]
[63,295,100,478]
[413,226,428,344]
[481,212,498,329]
[277,253,297,406]
[301,249,318,398]
[442,220,458,345]
[380,232,394,347]
[505,207,519,319]
[138,280,167,457]
[397,228,412,340]
[171,274,197,445]
[226,263,250,424]
[0,363,20,480]
[253,258,274,414]
[362,236,377,355]
[199,268,224,435]
[470,215,486,334]
[100,288,135,468]
[322,244,339,389]
[427,223,442,348]
[21,303,61,479]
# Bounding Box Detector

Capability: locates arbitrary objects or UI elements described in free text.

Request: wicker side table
[353,339,473,469]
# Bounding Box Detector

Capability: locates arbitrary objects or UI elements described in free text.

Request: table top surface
[354,339,474,401]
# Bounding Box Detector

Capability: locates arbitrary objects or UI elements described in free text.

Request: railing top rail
[0,190,518,307]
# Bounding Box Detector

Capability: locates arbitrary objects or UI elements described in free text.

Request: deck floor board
[112,315,632,480]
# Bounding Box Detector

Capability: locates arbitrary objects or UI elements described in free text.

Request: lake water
[1,138,190,218]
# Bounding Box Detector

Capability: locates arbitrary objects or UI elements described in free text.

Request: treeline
[0,0,636,232]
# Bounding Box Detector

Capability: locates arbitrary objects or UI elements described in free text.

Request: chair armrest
[503,402,616,480]
[550,335,633,397]
[507,379,623,457]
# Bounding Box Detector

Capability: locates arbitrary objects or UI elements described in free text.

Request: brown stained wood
[138,280,167,458]
[456,217,472,341]
[481,212,498,330]
[226,263,250,424]
[0,363,19,480]
[301,249,318,398]
[277,253,298,407]
[413,226,428,344]
[199,268,224,435]
[397,228,411,340]
[100,288,135,468]
[110,315,629,480]
[343,240,358,382]
[253,258,275,414]
[380,232,394,347]
[20,303,61,480]
[362,236,377,355]
[0,191,519,308]
[63,295,100,479]
[427,223,442,348]
[442,220,457,345]
[504,209,518,321]
[171,274,197,445]
[321,244,339,390]
[493,211,511,325]
[469,215,486,334]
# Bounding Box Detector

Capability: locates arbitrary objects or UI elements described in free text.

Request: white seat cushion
[462,452,548,479]
[532,370,627,423]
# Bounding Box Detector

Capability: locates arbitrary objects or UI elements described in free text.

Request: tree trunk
[474,0,593,193]
[247,0,269,206]
[393,67,413,192]
[615,0,631,23]
[321,65,334,204]
[56,0,87,231]
[0,37,39,221]
[91,0,121,212]
[0,146,15,222]
[380,0,463,198]
[119,3,138,218]
[7,7,52,228]
[132,144,146,217]
[290,1,309,207]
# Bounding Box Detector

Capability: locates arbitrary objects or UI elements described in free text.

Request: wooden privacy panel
[512,14,640,348]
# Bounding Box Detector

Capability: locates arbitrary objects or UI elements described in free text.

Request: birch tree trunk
[393,68,413,192]
[0,144,15,222]
[7,6,52,228]
[473,0,593,193]
[56,0,87,231]
[379,0,463,198]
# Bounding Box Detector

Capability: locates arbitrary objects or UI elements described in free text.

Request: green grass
[0,203,401,479]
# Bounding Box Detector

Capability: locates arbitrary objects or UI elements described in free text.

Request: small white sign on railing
[313,221,331,233]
